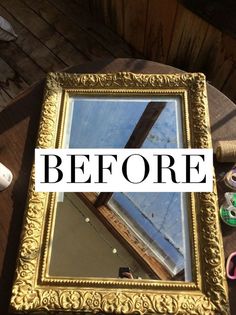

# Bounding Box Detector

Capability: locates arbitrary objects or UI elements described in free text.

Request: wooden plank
[49,0,137,57]
[181,0,236,39]
[22,0,113,59]
[102,0,125,36]
[167,4,210,70]
[207,32,236,94]
[0,4,66,72]
[166,3,192,65]
[74,0,91,12]
[110,0,124,36]
[94,193,113,208]
[80,192,172,280]
[123,0,148,53]
[125,102,166,148]
[0,88,12,111]
[1,0,88,66]
[95,102,166,208]
[0,41,45,84]
[88,0,103,20]
[0,57,28,99]
[204,29,234,91]
[144,0,178,63]
[210,58,234,92]
[90,0,127,39]
[221,69,236,103]
[187,23,221,76]
[97,0,125,38]
[101,0,112,27]
[49,0,134,57]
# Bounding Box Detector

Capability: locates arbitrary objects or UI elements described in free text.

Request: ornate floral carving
[10,72,229,314]
[11,288,216,314]
[199,190,230,314]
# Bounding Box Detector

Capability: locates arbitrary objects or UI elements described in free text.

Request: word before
[35,148,213,192]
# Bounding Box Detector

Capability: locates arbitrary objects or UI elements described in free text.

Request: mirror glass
[48,96,191,281]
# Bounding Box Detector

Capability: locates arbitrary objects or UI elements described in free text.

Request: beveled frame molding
[10,72,229,314]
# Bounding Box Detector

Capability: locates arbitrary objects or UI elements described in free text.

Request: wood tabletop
[0,58,236,314]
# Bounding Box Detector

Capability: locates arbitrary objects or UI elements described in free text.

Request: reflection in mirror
[48,97,191,281]
[49,192,150,279]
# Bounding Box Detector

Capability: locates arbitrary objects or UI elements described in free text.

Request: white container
[0,162,13,191]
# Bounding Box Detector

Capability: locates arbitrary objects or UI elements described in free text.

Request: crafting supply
[0,162,13,191]
[220,192,236,227]
[224,168,236,190]
[216,140,236,162]
[226,251,236,280]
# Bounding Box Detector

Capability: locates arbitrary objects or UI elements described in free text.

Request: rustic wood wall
[89,0,236,104]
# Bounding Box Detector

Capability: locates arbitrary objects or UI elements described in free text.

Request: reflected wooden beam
[78,192,172,280]
[125,101,166,148]
[94,102,166,207]
[94,192,113,207]
[172,269,184,281]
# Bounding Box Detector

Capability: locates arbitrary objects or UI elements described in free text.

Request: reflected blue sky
[143,101,179,148]
[70,100,147,148]
[68,97,186,277]
[69,99,179,149]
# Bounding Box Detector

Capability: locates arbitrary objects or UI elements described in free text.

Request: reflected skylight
[65,96,190,280]
[142,101,181,148]
[109,192,184,275]
[69,99,147,148]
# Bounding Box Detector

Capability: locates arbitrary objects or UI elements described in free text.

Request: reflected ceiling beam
[125,101,166,148]
[172,268,184,281]
[79,192,172,280]
[94,192,113,208]
[94,102,166,208]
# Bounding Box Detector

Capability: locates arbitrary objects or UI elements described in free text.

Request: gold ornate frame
[10,72,229,314]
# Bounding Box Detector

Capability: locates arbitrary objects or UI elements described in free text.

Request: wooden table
[0,58,236,314]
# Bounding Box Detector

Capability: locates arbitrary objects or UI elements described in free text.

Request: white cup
[0,162,13,191]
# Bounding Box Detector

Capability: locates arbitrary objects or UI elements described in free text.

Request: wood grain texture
[110,0,124,37]
[0,40,45,84]
[74,0,91,12]
[0,88,12,110]
[221,69,236,103]
[0,0,138,110]
[125,102,166,148]
[214,34,236,101]
[0,4,66,71]
[49,0,135,57]
[92,0,236,103]
[0,57,28,98]
[123,0,148,53]
[1,0,89,66]
[181,0,236,39]
[144,0,178,63]
[80,192,171,280]
[22,0,112,60]
[167,3,209,70]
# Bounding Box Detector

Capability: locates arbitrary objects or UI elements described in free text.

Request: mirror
[49,97,191,281]
[11,72,229,315]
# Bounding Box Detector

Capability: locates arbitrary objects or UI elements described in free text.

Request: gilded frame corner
[10,72,229,314]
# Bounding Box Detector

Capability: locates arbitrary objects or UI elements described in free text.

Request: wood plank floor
[0,0,139,111]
